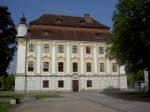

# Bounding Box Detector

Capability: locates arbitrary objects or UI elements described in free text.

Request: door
[72,80,79,92]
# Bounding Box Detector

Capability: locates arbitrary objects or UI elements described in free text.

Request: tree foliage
[109,0,150,72]
[0,75,15,90]
[0,6,16,75]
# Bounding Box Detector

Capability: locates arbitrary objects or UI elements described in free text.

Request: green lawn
[0,91,62,99]
[0,91,24,99]
[0,102,13,112]
[0,91,62,111]
[34,94,62,99]
[104,91,150,102]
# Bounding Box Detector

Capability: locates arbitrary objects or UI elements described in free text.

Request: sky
[0,0,118,74]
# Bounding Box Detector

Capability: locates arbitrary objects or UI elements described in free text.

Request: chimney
[84,13,90,18]
[83,13,93,24]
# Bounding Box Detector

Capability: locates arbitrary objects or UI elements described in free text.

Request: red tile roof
[26,28,111,42]
[30,14,109,29]
[25,14,111,42]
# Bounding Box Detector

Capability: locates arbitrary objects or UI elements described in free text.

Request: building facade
[15,14,127,92]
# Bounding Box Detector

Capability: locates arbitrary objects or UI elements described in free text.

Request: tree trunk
[148,69,150,95]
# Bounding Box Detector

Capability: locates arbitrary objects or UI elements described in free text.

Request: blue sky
[0,0,118,74]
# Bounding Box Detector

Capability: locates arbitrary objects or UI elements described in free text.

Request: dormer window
[95,33,101,37]
[56,18,63,24]
[95,33,102,40]
[80,19,86,25]
[44,31,49,36]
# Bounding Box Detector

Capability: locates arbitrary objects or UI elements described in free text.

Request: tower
[17,14,28,37]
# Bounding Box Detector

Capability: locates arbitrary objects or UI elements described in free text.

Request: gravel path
[9,93,123,112]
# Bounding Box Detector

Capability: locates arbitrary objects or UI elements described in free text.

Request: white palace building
[15,14,127,92]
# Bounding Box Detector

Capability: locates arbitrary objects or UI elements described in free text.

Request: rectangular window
[80,19,85,25]
[100,63,104,72]
[43,62,49,72]
[28,61,34,71]
[43,44,49,53]
[73,62,78,72]
[86,46,91,54]
[58,62,64,72]
[72,45,78,54]
[28,44,34,52]
[112,63,117,72]
[43,80,49,88]
[87,63,91,72]
[99,47,104,54]
[58,80,64,88]
[87,80,92,87]
[58,45,64,53]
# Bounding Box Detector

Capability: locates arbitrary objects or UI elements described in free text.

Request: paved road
[9,92,150,112]
[9,93,123,112]
[78,92,150,112]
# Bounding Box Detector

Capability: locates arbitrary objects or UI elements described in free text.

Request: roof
[26,29,111,42]
[30,14,109,29]
[22,14,111,42]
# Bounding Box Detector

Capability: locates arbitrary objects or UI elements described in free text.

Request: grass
[0,91,62,100]
[103,91,150,102]
[0,91,62,112]
[0,102,13,112]
[0,91,24,99]
[34,94,62,99]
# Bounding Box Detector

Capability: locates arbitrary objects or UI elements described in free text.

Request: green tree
[109,0,150,93]
[0,6,16,90]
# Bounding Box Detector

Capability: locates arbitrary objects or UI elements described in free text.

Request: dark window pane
[100,63,104,72]
[43,44,49,53]
[28,61,34,71]
[87,80,92,87]
[43,62,49,72]
[87,63,91,72]
[86,46,91,54]
[58,80,64,88]
[99,47,104,54]
[58,45,64,53]
[43,80,49,88]
[28,44,34,52]
[73,62,78,72]
[72,45,78,54]
[58,62,64,72]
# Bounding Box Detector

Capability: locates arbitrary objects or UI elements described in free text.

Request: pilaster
[106,59,111,74]
[66,43,70,74]
[80,44,84,74]
[93,44,98,74]
[36,41,41,74]
[16,39,26,74]
[51,43,56,74]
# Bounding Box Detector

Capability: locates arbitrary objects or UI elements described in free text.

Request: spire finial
[20,13,26,23]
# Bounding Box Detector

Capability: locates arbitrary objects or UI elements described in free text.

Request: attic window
[80,19,86,25]
[95,33,102,37]
[44,31,49,36]
[56,18,63,24]
[95,33,102,40]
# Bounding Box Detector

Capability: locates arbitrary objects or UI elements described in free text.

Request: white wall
[15,40,127,91]
[16,40,26,74]
[15,77,25,91]
[17,24,28,37]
